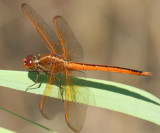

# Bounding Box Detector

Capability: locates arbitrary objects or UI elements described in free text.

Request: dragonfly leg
[26,72,39,92]
[53,76,64,101]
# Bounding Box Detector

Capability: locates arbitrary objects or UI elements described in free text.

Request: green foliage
[0,70,159,130]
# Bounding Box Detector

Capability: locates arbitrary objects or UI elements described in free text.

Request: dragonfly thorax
[23,53,67,73]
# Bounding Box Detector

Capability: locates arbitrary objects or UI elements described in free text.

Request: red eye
[23,55,35,71]
[26,58,33,66]
[23,55,33,66]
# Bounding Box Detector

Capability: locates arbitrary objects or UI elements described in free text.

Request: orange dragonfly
[22,3,152,132]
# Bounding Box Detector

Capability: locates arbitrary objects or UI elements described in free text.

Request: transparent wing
[21,3,61,55]
[64,70,90,132]
[54,16,84,62]
[40,65,63,119]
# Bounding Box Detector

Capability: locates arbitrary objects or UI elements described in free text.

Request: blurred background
[0,0,159,133]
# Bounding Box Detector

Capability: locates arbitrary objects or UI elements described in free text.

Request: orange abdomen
[67,62,152,76]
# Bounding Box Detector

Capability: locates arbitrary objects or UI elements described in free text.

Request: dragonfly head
[23,55,36,71]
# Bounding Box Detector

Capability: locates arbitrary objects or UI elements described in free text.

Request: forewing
[54,16,84,62]
[21,3,61,55]
[40,65,63,120]
[64,70,90,132]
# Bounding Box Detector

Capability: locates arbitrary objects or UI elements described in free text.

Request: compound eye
[25,58,33,66]
[23,55,35,71]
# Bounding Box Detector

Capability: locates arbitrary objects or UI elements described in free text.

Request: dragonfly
[22,3,152,132]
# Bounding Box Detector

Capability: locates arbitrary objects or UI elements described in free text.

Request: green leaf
[0,70,160,127]
[0,106,56,133]
[0,127,16,133]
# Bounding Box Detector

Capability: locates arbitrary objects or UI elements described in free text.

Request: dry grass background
[0,0,159,133]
